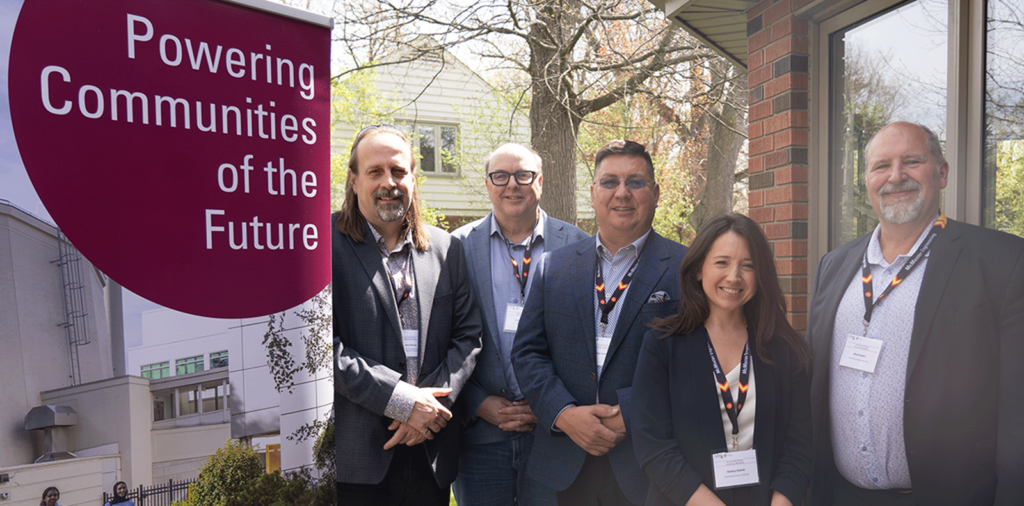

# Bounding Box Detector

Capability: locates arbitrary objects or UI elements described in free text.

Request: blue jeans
[454,432,554,506]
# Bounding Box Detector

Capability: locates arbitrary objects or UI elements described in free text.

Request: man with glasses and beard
[807,122,1024,505]
[333,125,482,505]
[511,140,687,505]
[451,143,588,505]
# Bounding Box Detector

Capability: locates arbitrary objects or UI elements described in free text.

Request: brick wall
[746,0,810,330]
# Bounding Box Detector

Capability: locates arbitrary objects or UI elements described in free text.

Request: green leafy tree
[176,440,264,506]
[993,140,1024,237]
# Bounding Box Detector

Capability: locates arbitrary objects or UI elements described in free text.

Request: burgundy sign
[8,0,331,318]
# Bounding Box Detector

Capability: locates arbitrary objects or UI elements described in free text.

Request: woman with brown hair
[39,486,61,506]
[631,213,812,506]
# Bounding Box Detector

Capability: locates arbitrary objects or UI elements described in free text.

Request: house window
[825,0,948,249]
[176,355,205,375]
[202,382,230,412]
[141,362,170,379]
[178,387,199,416]
[982,0,1024,238]
[410,124,458,174]
[210,351,228,369]
[153,391,175,421]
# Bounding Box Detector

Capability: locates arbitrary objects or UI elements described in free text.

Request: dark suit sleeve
[461,375,490,423]
[632,330,704,503]
[512,257,578,434]
[335,335,404,417]
[996,247,1024,504]
[417,236,483,404]
[769,351,813,505]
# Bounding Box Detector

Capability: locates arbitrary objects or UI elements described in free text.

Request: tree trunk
[689,62,747,231]
[528,1,582,225]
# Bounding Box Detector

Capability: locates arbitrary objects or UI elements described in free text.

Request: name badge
[839,334,883,373]
[402,329,419,362]
[711,448,760,489]
[503,304,525,333]
[596,335,611,368]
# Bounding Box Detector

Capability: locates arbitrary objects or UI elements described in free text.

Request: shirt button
[871,476,878,483]
[501,389,508,394]
[861,445,867,451]
[858,410,864,416]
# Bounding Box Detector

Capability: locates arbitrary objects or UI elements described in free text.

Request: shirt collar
[596,228,652,260]
[865,211,940,267]
[489,210,545,246]
[366,218,413,255]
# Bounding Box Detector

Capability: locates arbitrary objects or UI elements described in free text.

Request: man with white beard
[807,122,1024,505]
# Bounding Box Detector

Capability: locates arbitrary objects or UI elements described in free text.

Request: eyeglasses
[488,170,538,186]
[594,178,652,191]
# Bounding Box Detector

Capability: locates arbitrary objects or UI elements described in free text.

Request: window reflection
[830,0,948,247]
[983,0,1024,238]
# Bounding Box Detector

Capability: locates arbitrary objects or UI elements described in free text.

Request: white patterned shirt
[829,220,936,490]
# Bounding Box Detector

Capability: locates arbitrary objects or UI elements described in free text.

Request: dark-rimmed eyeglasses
[488,170,538,186]
[594,178,652,191]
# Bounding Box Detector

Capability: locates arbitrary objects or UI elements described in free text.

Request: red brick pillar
[745,0,810,331]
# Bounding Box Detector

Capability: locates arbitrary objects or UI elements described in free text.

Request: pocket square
[647,291,671,303]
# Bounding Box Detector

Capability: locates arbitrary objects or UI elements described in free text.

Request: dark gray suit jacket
[452,210,589,444]
[333,216,483,487]
[808,219,1024,505]
[512,231,687,505]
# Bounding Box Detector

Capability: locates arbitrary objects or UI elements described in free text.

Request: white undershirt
[716,360,757,452]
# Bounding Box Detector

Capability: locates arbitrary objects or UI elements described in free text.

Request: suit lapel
[412,239,439,370]
[688,328,728,452]
[352,227,403,340]
[573,238,599,368]
[468,216,501,351]
[811,237,866,387]
[751,342,776,477]
[906,220,961,381]
[603,233,667,369]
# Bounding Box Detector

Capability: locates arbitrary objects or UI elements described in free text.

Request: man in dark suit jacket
[334,126,482,506]
[808,122,1024,506]
[452,143,589,506]
[512,140,688,505]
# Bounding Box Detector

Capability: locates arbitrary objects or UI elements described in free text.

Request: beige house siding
[333,41,531,224]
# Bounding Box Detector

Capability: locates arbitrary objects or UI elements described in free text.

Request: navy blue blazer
[808,219,1024,505]
[512,231,687,505]
[631,327,812,506]
[452,211,589,444]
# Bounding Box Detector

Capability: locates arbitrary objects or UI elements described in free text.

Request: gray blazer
[808,219,1024,505]
[512,231,687,505]
[333,216,483,487]
[452,210,589,444]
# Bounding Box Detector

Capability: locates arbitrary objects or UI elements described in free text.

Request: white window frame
[809,0,986,278]
[402,122,460,175]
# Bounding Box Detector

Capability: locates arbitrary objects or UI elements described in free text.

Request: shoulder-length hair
[40,486,59,506]
[651,213,809,369]
[334,125,430,251]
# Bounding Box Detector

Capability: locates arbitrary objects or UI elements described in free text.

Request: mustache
[879,180,922,196]
[373,187,405,200]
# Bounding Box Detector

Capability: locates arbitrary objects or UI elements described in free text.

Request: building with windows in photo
[0,200,330,506]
